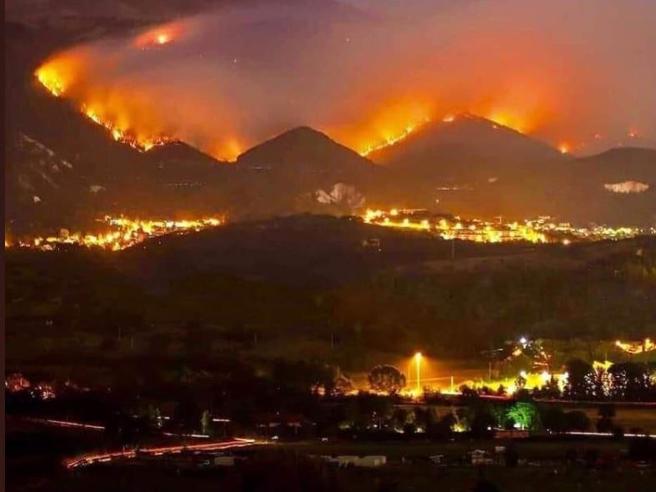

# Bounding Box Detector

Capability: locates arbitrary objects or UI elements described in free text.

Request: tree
[539,376,562,399]
[564,359,595,400]
[368,365,406,395]
[331,374,354,397]
[607,362,652,401]
[506,402,541,431]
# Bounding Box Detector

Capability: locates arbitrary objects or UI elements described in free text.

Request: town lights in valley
[8,216,225,252]
[361,208,655,244]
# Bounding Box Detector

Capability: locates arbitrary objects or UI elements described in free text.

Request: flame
[134,23,182,49]
[558,142,570,154]
[33,24,189,155]
[360,121,428,156]
[345,100,433,156]
[211,138,244,163]
[34,54,85,97]
[81,103,172,152]
[486,110,530,134]
[36,61,174,153]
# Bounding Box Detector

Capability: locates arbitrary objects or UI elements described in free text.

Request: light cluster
[8,216,224,252]
[362,208,655,244]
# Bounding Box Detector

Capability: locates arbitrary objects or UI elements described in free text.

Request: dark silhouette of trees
[607,362,653,401]
[368,365,406,395]
[564,359,595,400]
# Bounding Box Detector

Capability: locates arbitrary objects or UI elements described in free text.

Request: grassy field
[282,438,629,460]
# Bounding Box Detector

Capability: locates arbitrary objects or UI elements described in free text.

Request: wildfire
[8,216,224,252]
[81,103,172,152]
[34,54,84,97]
[134,23,182,49]
[486,110,529,134]
[33,23,187,155]
[360,119,429,156]
[35,59,174,153]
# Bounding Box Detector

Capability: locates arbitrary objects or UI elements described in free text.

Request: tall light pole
[414,352,422,395]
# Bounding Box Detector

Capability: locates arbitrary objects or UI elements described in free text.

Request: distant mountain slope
[551,147,656,225]
[234,126,381,215]
[237,126,377,177]
[575,147,656,184]
[369,113,566,179]
[5,78,236,232]
[364,114,570,219]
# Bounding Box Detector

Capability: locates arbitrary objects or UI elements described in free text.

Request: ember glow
[30,0,656,159]
[9,216,224,251]
[360,119,428,156]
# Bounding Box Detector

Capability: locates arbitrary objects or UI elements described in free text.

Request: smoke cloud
[36,0,656,160]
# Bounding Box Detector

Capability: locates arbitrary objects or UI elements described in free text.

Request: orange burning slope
[35,55,175,153]
[32,11,648,162]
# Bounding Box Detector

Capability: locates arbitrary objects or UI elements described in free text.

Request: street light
[414,352,422,394]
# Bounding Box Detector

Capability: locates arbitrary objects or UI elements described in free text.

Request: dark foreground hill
[6,215,656,376]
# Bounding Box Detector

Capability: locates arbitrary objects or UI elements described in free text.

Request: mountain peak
[368,112,563,166]
[236,125,375,171]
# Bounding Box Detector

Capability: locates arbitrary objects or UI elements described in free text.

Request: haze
[35,0,656,160]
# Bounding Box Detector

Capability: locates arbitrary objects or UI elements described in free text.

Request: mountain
[553,147,656,225]
[4,68,238,233]
[234,126,381,215]
[369,113,566,177]
[364,115,656,225]
[575,147,656,184]
[364,113,570,219]
[237,126,377,177]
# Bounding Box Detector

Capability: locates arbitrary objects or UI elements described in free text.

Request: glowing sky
[35,0,656,160]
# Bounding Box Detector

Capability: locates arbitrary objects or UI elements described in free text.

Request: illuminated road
[65,438,260,469]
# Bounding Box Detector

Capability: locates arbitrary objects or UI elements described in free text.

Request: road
[65,437,260,469]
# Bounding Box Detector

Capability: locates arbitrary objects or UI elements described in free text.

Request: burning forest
[31,0,656,161]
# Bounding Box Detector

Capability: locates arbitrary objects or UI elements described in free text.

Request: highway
[64,437,259,469]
